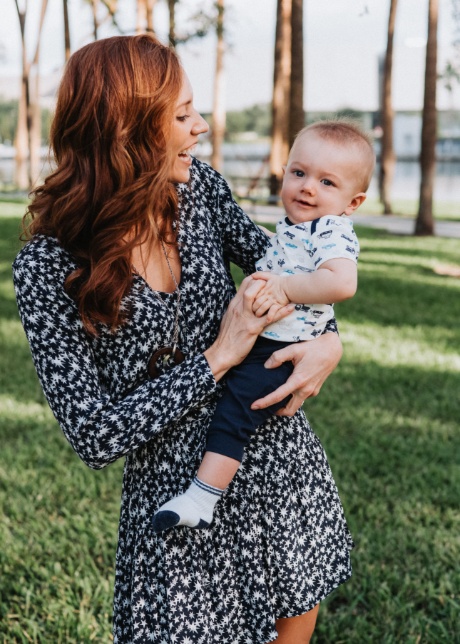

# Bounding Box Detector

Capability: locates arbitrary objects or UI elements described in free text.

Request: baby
[153,118,375,533]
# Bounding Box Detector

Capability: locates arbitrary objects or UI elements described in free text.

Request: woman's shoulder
[189,157,229,194]
[13,235,77,284]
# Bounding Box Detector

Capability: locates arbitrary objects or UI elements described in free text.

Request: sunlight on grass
[341,324,460,370]
[1,207,459,642]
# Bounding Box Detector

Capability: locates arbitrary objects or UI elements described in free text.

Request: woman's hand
[204,276,294,382]
[251,331,343,416]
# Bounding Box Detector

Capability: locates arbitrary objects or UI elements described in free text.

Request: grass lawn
[1,204,459,642]
[362,197,460,222]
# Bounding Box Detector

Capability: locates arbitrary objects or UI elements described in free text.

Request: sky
[1,0,459,113]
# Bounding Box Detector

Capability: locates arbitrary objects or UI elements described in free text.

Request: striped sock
[152,477,224,534]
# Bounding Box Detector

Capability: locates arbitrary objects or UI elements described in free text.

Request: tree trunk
[168,0,176,47]
[289,0,304,146]
[91,0,99,40]
[146,0,155,33]
[14,78,29,190]
[136,0,146,33]
[137,0,156,34]
[13,0,49,189]
[14,2,29,190]
[211,0,225,172]
[415,0,438,236]
[379,0,398,215]
[269,0,292,200]
[29,0,49,186]
[63,0,71,61]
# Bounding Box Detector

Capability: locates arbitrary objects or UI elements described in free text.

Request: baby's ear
[344,193,366,216]
[281,165,287,176]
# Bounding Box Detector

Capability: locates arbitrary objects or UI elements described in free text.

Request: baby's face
[281,131,365,224]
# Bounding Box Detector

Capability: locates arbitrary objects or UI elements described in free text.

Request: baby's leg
[152,452,240,534]
[152,339,294,534]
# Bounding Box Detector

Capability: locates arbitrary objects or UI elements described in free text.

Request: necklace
[147,235,185,379]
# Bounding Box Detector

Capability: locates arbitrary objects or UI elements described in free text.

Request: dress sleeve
[13,240,218,470]
[210,167,270,274]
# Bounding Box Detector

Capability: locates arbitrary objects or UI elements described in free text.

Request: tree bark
[13,0,49,189]
[91,0,99,40]
[379,0,398,215]
[146,0,155,32]
[29,0,49,186]
[14,1,29,190]
[168,0,177,47]
[415,0,438,236]
[211,0,226,172]
[289,0,304,146]
[63,0,71,61]
[269,0,292,199]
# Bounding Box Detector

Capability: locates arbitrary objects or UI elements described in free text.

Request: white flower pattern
[13,159,353,643]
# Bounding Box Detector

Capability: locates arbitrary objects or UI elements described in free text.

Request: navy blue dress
[13,159,353,643]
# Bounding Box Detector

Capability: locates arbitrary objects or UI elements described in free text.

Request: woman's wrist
[203,343,234,382]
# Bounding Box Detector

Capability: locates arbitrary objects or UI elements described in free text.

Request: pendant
[148,346,185,379]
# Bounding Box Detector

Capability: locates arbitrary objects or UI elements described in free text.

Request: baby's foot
[152,477,223,534]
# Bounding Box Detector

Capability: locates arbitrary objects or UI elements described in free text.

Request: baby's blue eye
[321,178,333,186]
[293,170,304,178]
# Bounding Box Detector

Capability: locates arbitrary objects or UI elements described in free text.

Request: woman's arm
[251,331,343,416]
[205,276,294,381]
[13,241,292,469]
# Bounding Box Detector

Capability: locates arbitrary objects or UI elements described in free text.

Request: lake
[1,143,459,203]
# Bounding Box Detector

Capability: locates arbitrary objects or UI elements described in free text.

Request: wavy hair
[24,35,183,334]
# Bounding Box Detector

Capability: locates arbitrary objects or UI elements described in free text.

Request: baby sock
[152,477,224,534]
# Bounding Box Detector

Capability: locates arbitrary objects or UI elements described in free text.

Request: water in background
[1,142,459,202]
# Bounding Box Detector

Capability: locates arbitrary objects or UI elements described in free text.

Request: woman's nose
[192,112,209,135]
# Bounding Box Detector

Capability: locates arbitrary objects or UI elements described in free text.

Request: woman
[13,35,353,643]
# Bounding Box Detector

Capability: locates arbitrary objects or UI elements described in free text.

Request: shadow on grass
[340,270,460,332]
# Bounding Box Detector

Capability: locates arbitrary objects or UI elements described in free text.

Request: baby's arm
[252,258,357,316]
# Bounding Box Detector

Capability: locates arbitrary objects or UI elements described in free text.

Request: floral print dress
[13,159,353,643]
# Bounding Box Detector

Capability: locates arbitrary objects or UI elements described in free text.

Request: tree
[90,0,100,40]
[269,0,292,198]
[63,0,71,61]
[379,0,398,215]
[289,0,304,146]
[168,0,178,47]
[137,0,156,34]
[415,0,438,236]
[211,0,226,172]
[13,0,49,190]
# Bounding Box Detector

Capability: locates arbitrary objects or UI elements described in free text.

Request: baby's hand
[251,272,290,317]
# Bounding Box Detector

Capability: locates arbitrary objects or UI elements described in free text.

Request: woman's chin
[170,168,191,184]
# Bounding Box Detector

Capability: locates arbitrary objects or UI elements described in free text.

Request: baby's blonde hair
[295,118,376,191]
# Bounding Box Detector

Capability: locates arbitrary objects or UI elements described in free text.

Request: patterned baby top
[256,215,359,342]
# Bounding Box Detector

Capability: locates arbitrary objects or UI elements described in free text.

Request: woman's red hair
[24,35,183,334]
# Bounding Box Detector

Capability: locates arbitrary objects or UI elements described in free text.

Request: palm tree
[136,0,155,33]
[211,0,226,172]
[168,0,178,47]
[13,0,49,190]
[415,0,438,236]
[269,0,292,199]
[289,0,304,146]
[379,0,398,215]
[63,0,71,61]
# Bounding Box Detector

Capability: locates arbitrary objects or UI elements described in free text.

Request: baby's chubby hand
[250,271,290,317]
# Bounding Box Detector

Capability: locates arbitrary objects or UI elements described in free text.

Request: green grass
[1,204,459,642]
[360,197,460,222]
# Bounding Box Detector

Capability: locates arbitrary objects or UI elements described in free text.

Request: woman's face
[169,72,209,183]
